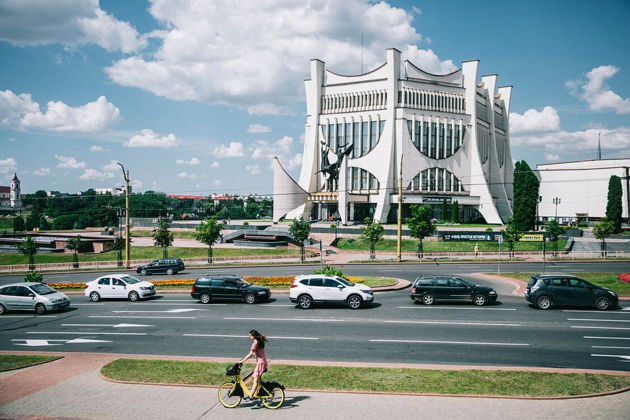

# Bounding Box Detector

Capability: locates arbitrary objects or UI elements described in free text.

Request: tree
[500,220,520,258]
[194,217,224,263]
[544,219,565,255]
[152,218,174,258]
[289,218,311,263]
[440,199,449,222]
[606,175,623,233]
[65,236,83,269]
[111,236,125,267]
[593,219,615,257]
[407,205,435,259]
[451,200,460,224]
[17,236,38,270]
[360,217,384,260]
[13,216,25,232]
[512,160,540,231]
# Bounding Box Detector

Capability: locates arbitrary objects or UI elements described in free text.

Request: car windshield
[121,276,141,284]
[457,278,473,287]
[236,278,252,287]
[29,283,56,295]
[335,276,355,287]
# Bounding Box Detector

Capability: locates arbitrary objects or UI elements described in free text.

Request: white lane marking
[584,336,630,340]
[70,304,104,306]
[571,326,630,330]
[564,310,630,313]
[223,317,344,322]
[397,306,516,311]
[184,334,318,340]
[27,331,146,336]
[568,318,630,323]
[592,346,630,350]
[261,304,295,307]
[12,338,111,346]
[0,316,57,318]
[370,339,529,347]
[61,323,154,328]
[591,354,630,360]
[384,320,521,327]
[89,315,194,319]
[112,308,204,313]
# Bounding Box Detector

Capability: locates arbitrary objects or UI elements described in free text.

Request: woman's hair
[249,329,268,349]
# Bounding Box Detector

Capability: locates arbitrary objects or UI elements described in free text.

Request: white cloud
[251,136,293,160]
[209,161,220,168]
[79,168,115,180]
[105,0,454,113]
[55,155,86,169]
[176,157,201,165]
[211,141,245,158]
[213,179,222,186]
[544,153,561,162]
[0,157,17,174]
[247,124,272,134]
[131,179,144,190]
[510,106,560,134]
[512,126,630,153]
[125,129,179,148]
[33,167,51,176]
[102,160,120,172]
[567,65,630,114]
[245,164,262,175]
[90,145,104,152]
[177,172,205,179]
[0,90,120,132]
[0,0,145,53]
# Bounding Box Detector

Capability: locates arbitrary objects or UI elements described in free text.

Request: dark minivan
[525,273,618,310]
[137,258,185,275]
[191,275,271,304]
[410,275,498,306]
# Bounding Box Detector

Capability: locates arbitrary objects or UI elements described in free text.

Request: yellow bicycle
[218,362,285,409]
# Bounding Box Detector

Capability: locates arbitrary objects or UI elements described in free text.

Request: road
[2,278,629,371]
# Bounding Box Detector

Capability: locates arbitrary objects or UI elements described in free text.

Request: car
[191,275,271,304]
[410,276,497,306]
[85,274,156,302]
[525,273,618,310]
[289,274,374,309]
[136,258,185,275]
[0,282,70,315]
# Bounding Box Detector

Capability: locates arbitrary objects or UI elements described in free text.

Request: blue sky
[1,0,629,195]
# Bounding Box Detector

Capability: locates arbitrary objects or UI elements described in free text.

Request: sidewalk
[1,352,629,420]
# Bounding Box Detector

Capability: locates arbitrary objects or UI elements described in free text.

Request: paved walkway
[1,352,630,420]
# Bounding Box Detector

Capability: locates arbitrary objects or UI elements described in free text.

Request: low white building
[536,158,630,224]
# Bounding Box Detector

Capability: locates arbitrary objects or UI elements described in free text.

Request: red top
[251,341,267,360]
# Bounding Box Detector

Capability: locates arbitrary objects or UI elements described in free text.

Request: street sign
[520,233,544,242]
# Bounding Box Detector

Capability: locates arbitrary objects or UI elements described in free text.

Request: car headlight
[258,291,266,294]
[608,290,617,296]
[140,286,151,290]
[364,289,373,295]
[489,291,497,295]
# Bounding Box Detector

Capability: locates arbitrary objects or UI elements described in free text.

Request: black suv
[191,275,271,304]
[525,273,618,310]
[136,258,185,275]
[410,276,498,306]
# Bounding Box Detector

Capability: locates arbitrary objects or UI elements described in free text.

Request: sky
[1,0,629,195]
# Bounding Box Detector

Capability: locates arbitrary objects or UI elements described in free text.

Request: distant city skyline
[1,0,629,194]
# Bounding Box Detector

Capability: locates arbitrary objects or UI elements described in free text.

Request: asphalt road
[2,278,629,371]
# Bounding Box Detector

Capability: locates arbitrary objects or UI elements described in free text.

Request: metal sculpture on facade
[317,141,353,191]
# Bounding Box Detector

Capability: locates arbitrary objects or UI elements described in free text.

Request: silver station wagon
[0,282,71,315]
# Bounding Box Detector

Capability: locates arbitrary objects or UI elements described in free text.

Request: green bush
[25,270,43,283]
[242,221,249,226]
[314,265,345,277]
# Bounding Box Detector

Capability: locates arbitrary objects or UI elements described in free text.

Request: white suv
[85,274,156,302]
[289,275,374,309]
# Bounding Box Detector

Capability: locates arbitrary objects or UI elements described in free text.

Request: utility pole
[397,156,403,263]
[625,167,630,225]
[117,162,131,269]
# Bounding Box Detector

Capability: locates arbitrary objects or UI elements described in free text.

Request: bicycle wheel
[218,382,242,408]
[260,384,285,409]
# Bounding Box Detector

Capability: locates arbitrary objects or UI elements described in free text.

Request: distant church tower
[10,173,21,209]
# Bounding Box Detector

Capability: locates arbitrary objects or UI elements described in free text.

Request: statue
[317,140,353,191]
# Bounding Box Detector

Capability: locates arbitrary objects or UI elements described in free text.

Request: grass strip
[0,355,62,371]
[336,238,567,252]
[492,272,630,296]
[101,359,630,397]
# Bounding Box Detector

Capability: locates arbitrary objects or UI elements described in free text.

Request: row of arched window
[407,120,465,159]
[398,87,465,114]
[320,119,385,158]
[321,90,387,114]
[407,168,466,193]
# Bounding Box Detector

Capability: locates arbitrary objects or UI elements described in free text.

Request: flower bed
[618,274,630,283]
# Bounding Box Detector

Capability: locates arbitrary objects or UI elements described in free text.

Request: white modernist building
[274,49,514,224]
[536,158,630,224]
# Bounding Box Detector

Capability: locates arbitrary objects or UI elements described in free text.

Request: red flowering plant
[618,274,630,283]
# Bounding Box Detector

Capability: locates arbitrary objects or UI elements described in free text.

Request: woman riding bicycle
[239,329,268,397]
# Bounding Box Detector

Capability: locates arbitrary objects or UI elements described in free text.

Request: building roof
[0,186,10,193]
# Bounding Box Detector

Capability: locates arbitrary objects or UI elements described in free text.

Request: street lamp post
[117,162,131,269]
[553,197,561,220]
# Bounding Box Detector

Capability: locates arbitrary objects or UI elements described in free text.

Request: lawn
[336,238,566,252]
[0,355,62,371]
[494,272,630,296]
[101,359,630,397]
[131,230,198,239]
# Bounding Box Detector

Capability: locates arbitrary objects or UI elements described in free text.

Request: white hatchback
[85,274,156,302]
[289,274,374,309]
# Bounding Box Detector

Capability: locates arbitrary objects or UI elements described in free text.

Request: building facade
[0,173,21,209]
[274,49,514,224]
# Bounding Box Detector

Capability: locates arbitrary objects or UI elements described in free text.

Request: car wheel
[128,291,140,302]
[244,293,257,304]
[35,303,47,315]
[536,295,553,310]
[200,293,211,304]
[140,269,147,276]
[166,268,173,275]
[297,294,312,309]
[422,293,436,305]
[594,296,611,311]
[473,294,487,306]
[89,291,101,302]
[347,294,363,309]
[0,303,6,315]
